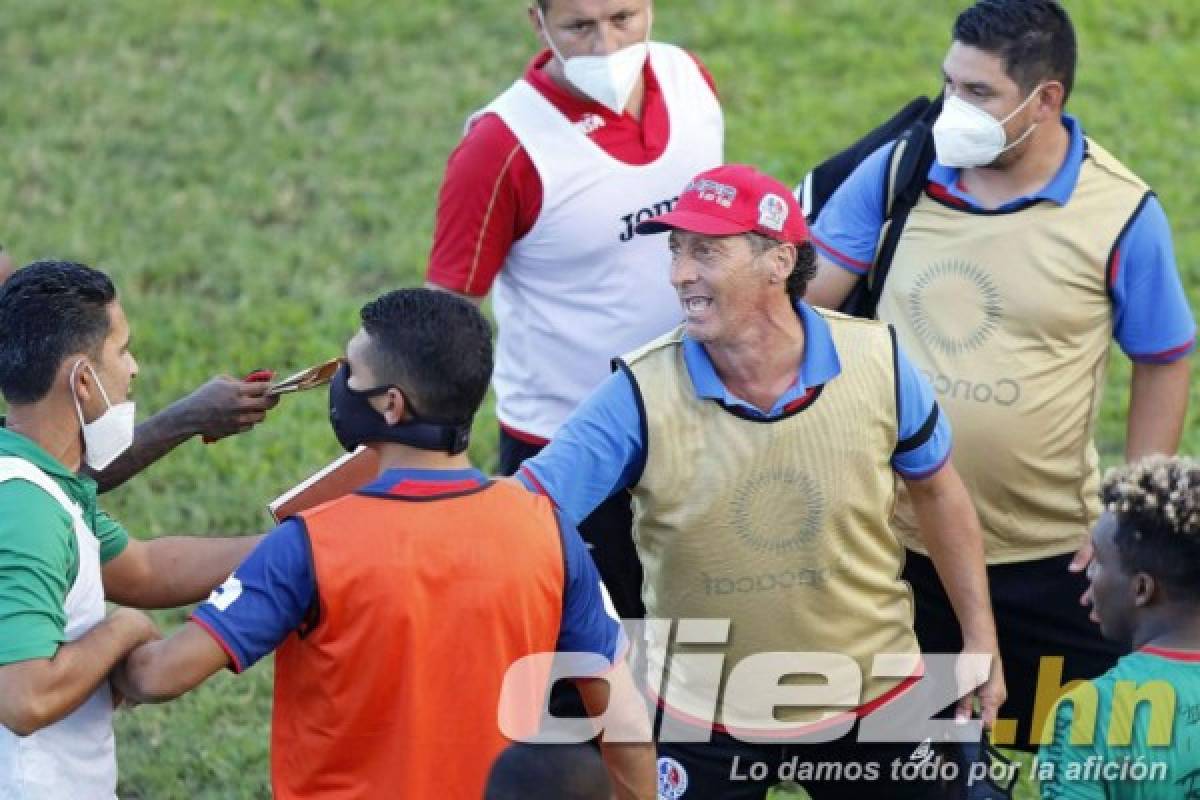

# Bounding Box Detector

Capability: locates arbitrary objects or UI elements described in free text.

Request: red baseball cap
[636,164,809,245]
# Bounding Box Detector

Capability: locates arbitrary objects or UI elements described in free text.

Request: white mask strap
[999,82,1045,126]
[997,83,1045,154]
[72,359,113,410]
[536,7,568,66]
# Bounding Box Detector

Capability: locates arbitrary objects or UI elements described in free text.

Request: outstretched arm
[87,376,279,493]
[113,621,229,704]
[114,519,315,703]
[103,534,263,610]
[516,370,646,526]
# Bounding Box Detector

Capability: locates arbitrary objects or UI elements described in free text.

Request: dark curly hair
[746,233,817,302]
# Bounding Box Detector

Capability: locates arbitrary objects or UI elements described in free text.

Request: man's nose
[590,23,623,56]
[670,256,696,288]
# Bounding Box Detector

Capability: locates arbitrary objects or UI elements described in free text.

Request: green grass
[0,0,1196,797]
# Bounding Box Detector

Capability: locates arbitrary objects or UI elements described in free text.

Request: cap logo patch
[758,193,788,232]
[685,178,737,208]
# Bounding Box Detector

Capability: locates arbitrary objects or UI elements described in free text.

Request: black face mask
[328,364,471,455]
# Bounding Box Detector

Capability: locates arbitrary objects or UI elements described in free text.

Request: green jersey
[1040,648,1200,799]
[0,426,129,665]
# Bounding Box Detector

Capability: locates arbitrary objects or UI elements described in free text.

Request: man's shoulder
[619,325,686,368]
[0,478,76,565]
[0,477,74,527]
[648,42,717,94]
[646,41,693,66]
[816,307,895,350]
[811,139,901,227]
[489,476,560,516]
[462,104,522,151]
[1082,136,1150,193]
[1062,652,1154,707]
[815,306,890,329]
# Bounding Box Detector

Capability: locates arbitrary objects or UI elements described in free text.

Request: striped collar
[359,468,490,499]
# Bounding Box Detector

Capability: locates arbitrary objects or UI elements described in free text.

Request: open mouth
[682,297,712,315]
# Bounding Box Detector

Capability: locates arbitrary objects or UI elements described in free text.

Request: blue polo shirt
[518,301,952,526]
[812,114,1195,363]
[191,468,622,672]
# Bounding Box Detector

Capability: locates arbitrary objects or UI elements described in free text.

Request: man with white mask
[0,246,281,496]
[807,0,1194,750]
[426,0,723,624]
[0,261,266,798]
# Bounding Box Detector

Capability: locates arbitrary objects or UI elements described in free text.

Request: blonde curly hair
[1100,455,1200,599]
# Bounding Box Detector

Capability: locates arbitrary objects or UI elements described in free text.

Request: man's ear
[1132,572,1158,609]
[771,243,797,285]
[1036,81,1066,119]
[381,386,408,426]
[63,357,96,406]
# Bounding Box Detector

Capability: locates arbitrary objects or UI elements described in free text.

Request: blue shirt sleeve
[554,510,624,664]
[1110,195,1196,362]
[891,342,953,480]
[810,141,896,276]
[190,519,315,673]
[517,369,646,527]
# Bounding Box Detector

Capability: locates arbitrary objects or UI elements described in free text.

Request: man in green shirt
[1039,455,1200,798]
[0,261,264,799]
[1,254,281,493]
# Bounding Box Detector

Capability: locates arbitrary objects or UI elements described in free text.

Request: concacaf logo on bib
[657,756,689,799]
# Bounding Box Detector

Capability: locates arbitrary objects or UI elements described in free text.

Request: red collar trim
[1141,645,1200,663]
[382,478,483,497]
[781,385,820,414]
[926,181,969,208]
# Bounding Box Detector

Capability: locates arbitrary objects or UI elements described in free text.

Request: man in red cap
[515,165,1005,797]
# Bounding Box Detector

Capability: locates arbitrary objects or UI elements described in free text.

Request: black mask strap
[329,364,472,455]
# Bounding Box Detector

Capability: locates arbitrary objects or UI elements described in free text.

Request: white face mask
[932,85,1044,168]
[538,7,651,115]
[71,360,136,471]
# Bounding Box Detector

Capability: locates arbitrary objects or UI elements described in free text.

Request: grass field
[1,0,1197,797]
